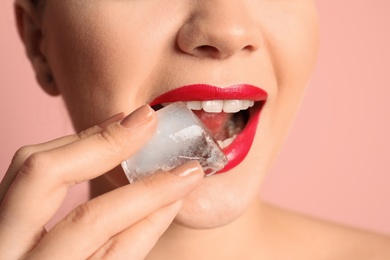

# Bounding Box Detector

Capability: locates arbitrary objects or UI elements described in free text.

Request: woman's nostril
[197,45,218,52]
[243,44,256,53]
[198,45,214,51]
[193,45,221,58]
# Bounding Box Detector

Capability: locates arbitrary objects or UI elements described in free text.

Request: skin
[1,0,389,259]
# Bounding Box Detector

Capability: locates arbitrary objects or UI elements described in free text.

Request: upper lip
[150,84,268,106]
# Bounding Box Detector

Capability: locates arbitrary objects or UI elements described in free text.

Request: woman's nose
[176,1,262,60]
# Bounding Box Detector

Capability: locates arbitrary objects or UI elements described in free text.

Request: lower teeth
[217,134,238,149]
[227,122,242,137]
[216,111,247,149]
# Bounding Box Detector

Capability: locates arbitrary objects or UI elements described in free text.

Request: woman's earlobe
[15,2,60,96]
[40,73,60,96]
[32,56,60,96]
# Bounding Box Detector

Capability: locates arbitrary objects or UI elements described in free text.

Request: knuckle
[78,125,103,139]
[67,200,100,227]
[12,145,36,165]
[95,126,124,154]
[18,151,52,179]
[97,238,125,259]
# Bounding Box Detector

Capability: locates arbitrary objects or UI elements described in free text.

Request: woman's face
[35,0,319,228]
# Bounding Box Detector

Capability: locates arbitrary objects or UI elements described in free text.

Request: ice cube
[121,102,228,183]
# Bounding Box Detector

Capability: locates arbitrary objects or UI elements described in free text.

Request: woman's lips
[150,84,268,173]
[150,84,267,105]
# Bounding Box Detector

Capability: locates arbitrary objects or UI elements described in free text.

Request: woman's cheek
[41,7,143,130]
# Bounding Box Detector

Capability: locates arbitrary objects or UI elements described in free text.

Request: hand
[0,105,204,259]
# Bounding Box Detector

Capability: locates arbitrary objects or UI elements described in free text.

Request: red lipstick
[150,84,267,105]
[150,84,267,173]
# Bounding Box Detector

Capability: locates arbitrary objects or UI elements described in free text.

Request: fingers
[89,201,183,260]
[0,112,124,204]
[27,162,204,259]
[0,106,155,259]
[0,135,80,203]
[0,135,91,260]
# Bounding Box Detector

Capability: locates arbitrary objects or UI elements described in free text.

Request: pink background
[1,1,389,234]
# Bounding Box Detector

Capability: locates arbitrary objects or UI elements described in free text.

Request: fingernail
[99,112,125,128]
[170,161,203,178]
[120,105,155,128]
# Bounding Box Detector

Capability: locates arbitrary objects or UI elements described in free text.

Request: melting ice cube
[121,102,228,183]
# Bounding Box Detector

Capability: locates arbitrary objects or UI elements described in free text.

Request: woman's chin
[172,163,263,230]
[173,198,249,230]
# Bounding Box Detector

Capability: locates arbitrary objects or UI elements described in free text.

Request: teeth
[223,100,242,113]
[223,137,234,147]
[202,100,224,113]
[240,100,250,110]
[217,134,238,149]
[186,101,203,110]
[161,100,255,113]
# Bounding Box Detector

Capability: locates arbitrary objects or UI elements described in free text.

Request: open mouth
[150,84,267,173]
[153,100,259,149]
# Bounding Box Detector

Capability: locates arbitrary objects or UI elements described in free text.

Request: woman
[1,0,389,259]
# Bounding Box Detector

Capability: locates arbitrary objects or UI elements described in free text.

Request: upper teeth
[164,100,255,113]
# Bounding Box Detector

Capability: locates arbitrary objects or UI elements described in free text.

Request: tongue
[192,110,233,140]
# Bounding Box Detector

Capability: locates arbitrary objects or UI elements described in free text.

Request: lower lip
[217,103,263,173]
